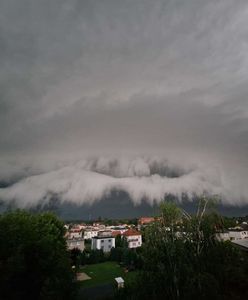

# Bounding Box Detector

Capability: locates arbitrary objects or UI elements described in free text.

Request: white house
[123,229,142,248]
[91,230,115,252]
[215,232,230,242]
[67,238,85,251]
[68,228,83,239]
[229,230,248,240]
[84,228,99,240]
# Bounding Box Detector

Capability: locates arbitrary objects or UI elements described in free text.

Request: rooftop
[138,217,155,225]
[123,229,141,237]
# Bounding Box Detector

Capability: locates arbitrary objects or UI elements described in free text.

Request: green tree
[70,248,81,270]
[115,234,128,248]
[0,211,76,300]
[130,198,248,300]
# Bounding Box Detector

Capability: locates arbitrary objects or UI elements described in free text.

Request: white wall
[68,231,82,239]
[229,231,248,240]
[215,232,230,241]
[91,237,115,252]
[84,230,98,239]
[67,239,85,251]
[126,235,142,248]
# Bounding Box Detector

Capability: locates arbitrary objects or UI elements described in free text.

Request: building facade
[68,228,83,239]
[67,238,85,251]
[123,229,142,248]
[229,230,248,240]
[91,230,115,252]
[84,229,99,240]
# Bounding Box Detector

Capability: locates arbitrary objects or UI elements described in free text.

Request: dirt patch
[77,272,91,281]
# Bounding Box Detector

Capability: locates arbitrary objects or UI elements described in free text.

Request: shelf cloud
[0,0,248,208]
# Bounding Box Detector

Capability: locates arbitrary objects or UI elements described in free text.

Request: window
[101,240,104,243]
[101,246,104,250]
[108,239,112,242]
[108,245,111,249]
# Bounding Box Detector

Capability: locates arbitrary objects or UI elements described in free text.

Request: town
[63,213,248,299]
[1,200,248,300]
[65,216,248,253]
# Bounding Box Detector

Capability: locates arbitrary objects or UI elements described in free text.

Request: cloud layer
[0,155,247,208]
[0,0,248,208]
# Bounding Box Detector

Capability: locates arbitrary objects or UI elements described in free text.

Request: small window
[108,239,112,242]
[101,240,104,243]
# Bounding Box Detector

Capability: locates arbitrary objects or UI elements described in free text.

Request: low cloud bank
[0,156,247,208]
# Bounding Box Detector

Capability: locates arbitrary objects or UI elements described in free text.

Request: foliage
[123,198,248,300]
[221,216,237,229]
[109,238,142,270]
[0,210,76,300]
[70,248,82,270]
[80,248,107,265]
[115,234,128,248]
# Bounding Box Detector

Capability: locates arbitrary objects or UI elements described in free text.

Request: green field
[79,261,137,288]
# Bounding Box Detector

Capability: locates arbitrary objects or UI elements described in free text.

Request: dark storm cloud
[0,0,248,207]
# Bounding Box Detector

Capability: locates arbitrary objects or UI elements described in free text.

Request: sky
[0,0,248,213]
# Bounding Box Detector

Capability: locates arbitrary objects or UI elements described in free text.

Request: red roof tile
[123,229,141,237]
[112,230,122,237]
[138,217,155,225]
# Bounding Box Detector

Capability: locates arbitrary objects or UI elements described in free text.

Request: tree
[115,234,128,248]
[70,248,81,270]
[130,199,248,300]
[0,211,76,300]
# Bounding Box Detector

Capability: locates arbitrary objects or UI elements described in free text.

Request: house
[229,230,248,240]
[123,229,142,248]
[91,230,115,252]
[215,231,230,242]
[67,238,85,251]
[138,217,155,230]
[111,226,129,234]
[68,228,83,239]
[138,217,155,225]
[83,228,99,240]
[111,230,122,237]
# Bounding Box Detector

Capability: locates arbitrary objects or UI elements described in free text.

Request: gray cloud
[0,0,248,208]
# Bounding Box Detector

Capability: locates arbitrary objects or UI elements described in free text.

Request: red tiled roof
[138,217,155,225]
[112,230,122,237]
[123,229,141,237]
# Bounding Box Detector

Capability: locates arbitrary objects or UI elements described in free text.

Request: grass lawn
[78,261,137,288]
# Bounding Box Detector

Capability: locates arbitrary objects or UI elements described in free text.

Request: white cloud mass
[0,0,248,208]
